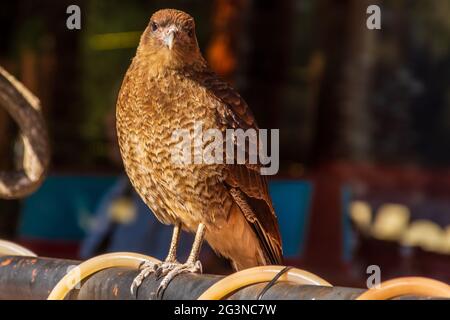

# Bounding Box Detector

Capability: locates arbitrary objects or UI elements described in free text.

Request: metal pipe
[0,256,440,300]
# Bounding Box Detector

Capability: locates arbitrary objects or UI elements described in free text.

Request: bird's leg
[156,223,205,297]
[186,222,205,266]
[154,222,182,277]
[165,222,182,262]
[130,222,181,296]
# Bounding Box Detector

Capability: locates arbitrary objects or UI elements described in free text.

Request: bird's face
[138,9,204,69]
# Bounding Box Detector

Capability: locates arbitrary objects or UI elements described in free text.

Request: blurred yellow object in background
[444,226,450,254]
[350,201,372,233]
[402,220,449,254]
[108,197,137,225]
[371,204,410,241]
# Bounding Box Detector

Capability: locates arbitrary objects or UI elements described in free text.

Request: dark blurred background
[0,0,449,287]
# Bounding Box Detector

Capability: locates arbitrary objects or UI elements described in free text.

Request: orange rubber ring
[356,277,450,300]
[48,252,160,300]
[198,265,332,300]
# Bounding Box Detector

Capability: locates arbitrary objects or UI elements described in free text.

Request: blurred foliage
[366,0,450,166]
[410,0,450,58]
[280,0,318,170]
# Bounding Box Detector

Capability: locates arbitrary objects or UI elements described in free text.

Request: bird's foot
[130,260,160,296]
[154,260,182,278]
[156,260,202,298]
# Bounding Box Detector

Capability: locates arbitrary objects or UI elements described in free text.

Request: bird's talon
[130,260,160,297]
[139,260,158,271]
[155,260,202,299]
[155,282,167,299]
[154,261,181,279]
[193,260,202,274]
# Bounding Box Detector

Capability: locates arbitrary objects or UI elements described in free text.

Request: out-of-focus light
[350,201,372,233]
[401,220,448,254]
[444,226,450,254]
[88,31,142,51]
[371,203,410,241]
[108,197,137,224]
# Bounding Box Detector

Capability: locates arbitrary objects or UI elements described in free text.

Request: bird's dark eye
[151,21,158,32]
[187,28,194,37]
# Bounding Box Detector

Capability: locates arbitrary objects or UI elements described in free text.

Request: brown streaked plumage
[116,9,282,288]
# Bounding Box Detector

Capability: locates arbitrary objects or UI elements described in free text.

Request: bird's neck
[133,49,207,79]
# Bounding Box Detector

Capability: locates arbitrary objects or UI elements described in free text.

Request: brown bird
[116,9,283,295]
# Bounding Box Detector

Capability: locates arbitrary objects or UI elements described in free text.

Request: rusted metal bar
[0,256,440,300]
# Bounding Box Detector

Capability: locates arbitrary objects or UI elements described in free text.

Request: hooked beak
[163,25,178,50]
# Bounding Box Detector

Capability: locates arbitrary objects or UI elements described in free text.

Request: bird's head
[137,9,205,70]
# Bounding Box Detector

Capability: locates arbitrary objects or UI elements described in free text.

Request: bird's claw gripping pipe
[131,260,160,296]
[156,260,202,299]
[131,223,205,298]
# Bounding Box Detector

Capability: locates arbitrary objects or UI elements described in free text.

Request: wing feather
[188,69,283,264]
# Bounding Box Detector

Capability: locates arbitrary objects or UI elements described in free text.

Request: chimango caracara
[116,9,283,294]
